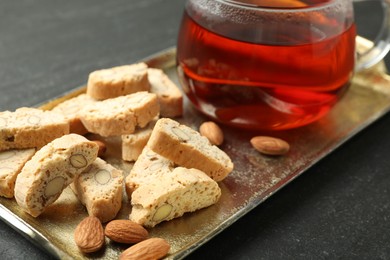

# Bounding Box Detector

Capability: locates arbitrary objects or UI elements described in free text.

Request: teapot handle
[355,0,390,71]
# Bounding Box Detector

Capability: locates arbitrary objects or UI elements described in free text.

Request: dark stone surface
[0,1,389,259]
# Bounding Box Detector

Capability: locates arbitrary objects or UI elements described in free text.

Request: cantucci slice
[0,107,69,151]
[71,158,123,223]
[0,149,36,198]
[87,63,150,100]
[14,134,98,217]
[130,167,221,227]
[148,68,183,118]
[121,118,157,162]
[80,92,159,137]
[125,146,174,198]
[147,118,233,181]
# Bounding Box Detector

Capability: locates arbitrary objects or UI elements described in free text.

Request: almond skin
[199,121,224,146]
[74,216,105,253]
[105,220,148,244]
[119,238,170,260]
[250,136,290,155]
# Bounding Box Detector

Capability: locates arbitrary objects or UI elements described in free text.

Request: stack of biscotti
[52,63,182,134]
[86,63,183,117]
[8,132,125,221]
[52,63,153,134]
[51,62,183,161]
[52,91,159,138]
[35,62,183,221]
[0,107,70,199]
[1,62,235,230]
[0,103,126,221]
[49,63,183,220]
[0,104,124,219]
[127,118,234,227]
[14,134,99,217]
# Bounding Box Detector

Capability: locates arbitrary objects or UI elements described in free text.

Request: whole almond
[119,238,170,260]
[105,220,148,244]
[250,136,290,155]
[74,216,105,253]
[199,121,224,145]
[91,140,107,157]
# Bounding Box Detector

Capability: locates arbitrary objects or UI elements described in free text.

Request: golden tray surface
[1,39,390,259]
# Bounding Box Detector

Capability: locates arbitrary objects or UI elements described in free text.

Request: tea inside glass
[176,0,356,130]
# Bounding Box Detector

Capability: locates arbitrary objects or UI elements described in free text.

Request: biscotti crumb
[130,167,221,227]
[87,63,150,100]
[14,134,98,217]
[0,107,69,151]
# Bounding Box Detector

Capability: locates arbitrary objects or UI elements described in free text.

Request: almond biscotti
[121,118,157,162]
[125,146,174,197]
[79,92,159,137]
[51,94,96,135]
[148,68,183,118]
[130,167,221,227]
[147,118,233,181]
[14,134,98,217]
[0,107,69,151]
[0,149,36,198]
[87,63,150,100]
[71,158,123,223]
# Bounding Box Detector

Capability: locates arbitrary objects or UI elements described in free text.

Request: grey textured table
[0,1,389,259]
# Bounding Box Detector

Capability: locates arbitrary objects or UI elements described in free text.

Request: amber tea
[177,0,356,130]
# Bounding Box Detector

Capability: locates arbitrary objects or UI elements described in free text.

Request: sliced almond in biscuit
[94,169,111,185]
[44,176,65,198]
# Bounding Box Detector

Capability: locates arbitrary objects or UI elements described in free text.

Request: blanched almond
[44,176,65,198]
[94,169,111,185]
[152,204,173,222]
[70,154,88,168]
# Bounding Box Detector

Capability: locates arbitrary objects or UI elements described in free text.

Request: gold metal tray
[1,39,390,259]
